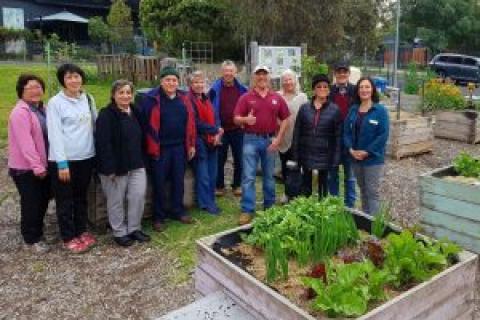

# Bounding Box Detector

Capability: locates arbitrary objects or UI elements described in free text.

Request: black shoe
[114,235,134,247]
[129,230,151,242]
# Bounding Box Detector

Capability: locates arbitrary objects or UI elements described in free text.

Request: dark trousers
[50,158,94,242]
[11,171,51,244]
[279,148,293,182]
[301,169,329,199]
[151,144,186,223]
[217,129,243,189]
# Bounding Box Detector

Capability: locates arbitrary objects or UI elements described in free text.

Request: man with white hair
[208,60,248,197]
[234,66,290,225]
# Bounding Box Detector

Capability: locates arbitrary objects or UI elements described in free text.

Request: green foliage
[303,260,393,317]
[88,16,110,44]
[371,203,390,239]
[422,79,465,111]
[453,152,480,178]
[245,196,358,282]
[400,0,480,54]
[107,0,134,50]
[140,0,240,58]
[302,230,460,317]
[301,55,329,97]
[404,62,419,94]
[0,27,32,41]
[45,34,79,63]
[383,230,460,288]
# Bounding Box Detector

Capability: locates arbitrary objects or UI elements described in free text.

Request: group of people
[7,59,389,254]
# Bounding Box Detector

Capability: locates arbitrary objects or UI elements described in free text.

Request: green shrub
[404,62,419,94]
[302,55,328,97]
[422,79,465,111]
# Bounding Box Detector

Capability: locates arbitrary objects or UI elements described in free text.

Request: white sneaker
[24,241,50,253]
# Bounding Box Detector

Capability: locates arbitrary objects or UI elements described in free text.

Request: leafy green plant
[453,152,480,178]
[245,196,359,281]
[383,230,460,288]
[302,260,393,317]
[404,62,419,94]
[371,203,391,239]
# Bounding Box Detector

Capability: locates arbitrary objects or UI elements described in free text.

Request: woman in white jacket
[47,63,97,254]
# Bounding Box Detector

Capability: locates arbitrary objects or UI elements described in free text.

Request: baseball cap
[334,61,350,72]
[253,65,270,74]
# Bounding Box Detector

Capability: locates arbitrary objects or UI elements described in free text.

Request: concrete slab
[158,291,257,320]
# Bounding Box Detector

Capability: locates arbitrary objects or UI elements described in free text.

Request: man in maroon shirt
[328,61,357,208]
[234,66,290,225]
[208,61,248,197]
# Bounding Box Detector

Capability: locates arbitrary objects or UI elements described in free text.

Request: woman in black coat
[291,74,342,199]
[95,80,150,247]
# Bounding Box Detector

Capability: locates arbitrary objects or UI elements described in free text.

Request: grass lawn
[0,63,111,148]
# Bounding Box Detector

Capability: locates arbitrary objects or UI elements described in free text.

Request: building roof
[29,10,88,23]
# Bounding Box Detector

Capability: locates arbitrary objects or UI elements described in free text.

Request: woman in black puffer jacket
[291,74,342,199]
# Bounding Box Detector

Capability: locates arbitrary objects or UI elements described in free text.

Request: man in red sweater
[328,61,357,208]
[208,61,248,197]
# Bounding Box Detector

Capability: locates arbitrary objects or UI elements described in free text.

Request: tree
[400,0,480,54]
[88,16,110,44]
[107,0,134,53]
[140,0,241,59]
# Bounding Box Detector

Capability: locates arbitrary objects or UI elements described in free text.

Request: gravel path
[0,137,479,319]
[0,151,195,320]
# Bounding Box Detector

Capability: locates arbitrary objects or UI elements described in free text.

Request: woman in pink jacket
[8,74,50,253]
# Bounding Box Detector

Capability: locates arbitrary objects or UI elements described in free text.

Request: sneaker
[215,188,225,197]
[24,241,50,253]
[233,187,242,197]
[238,213,253,226]
[79,232,97,248]
[63,238,89,254]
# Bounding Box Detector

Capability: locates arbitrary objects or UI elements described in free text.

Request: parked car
[429,53,480,83]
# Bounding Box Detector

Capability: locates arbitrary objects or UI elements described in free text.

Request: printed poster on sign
[258,46,302,78]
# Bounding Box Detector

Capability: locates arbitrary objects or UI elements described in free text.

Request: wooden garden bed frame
[195,210,477,320]
[420,165,480,254]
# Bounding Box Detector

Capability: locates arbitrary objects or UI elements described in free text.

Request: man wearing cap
[208,60,248,197]
[138,66,196,231]
[233,66,290,225]
[328,61,357,208]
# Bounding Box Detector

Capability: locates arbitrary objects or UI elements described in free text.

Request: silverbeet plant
[245,196,359,282]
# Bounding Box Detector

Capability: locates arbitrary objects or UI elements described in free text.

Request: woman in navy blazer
[343,77,389,215]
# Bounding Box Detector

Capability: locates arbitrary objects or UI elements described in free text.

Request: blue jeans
[194,146,218,210]
[241,134,276,214]
[328,154,356,208]
[217,129,243,189]
[151,144,186,222]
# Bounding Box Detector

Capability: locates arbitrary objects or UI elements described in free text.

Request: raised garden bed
[195,203,477,320]
[434,110,480,144]
[387,111,434,160]
[420,162,480,253]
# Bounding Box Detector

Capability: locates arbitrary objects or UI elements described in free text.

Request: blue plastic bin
[372,76,388,93]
